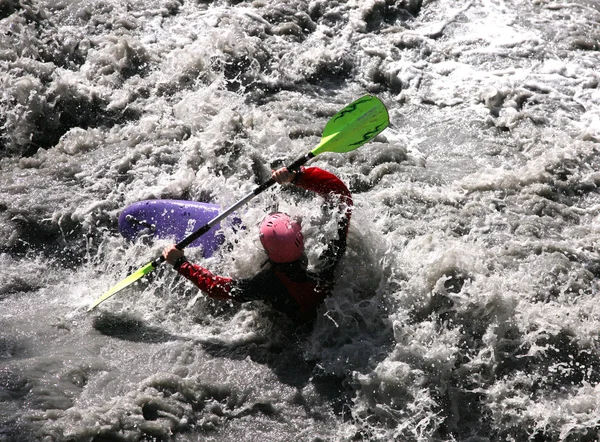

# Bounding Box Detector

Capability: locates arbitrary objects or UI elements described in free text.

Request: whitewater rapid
[1,0,600,440]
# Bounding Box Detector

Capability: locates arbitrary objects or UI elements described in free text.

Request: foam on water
[1,0,600,440]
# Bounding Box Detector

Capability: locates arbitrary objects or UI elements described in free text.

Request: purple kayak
[118,200,240,257]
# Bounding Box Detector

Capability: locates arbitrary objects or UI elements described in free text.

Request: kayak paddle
[87,94,389,311]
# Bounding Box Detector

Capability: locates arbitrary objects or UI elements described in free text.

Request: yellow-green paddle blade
[311,95,389,156]
[87,261,157,311]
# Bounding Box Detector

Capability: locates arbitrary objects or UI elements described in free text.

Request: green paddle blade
[87,261,157,311]
[312,95,389,156]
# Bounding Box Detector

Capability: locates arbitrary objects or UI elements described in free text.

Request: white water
[1,0,600,440]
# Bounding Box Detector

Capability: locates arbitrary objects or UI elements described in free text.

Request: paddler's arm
[290,167,353,215]
[162,245,234,300]
[290,167,353,281]
[162,245,299,311]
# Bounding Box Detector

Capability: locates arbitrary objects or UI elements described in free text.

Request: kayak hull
[118,200,238,257]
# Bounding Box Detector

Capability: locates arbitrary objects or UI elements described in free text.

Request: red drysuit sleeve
[176,261,234,300]
[293,167,353,283]
[294,167,353,225]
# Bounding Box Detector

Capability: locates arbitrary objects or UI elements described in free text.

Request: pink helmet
[259,213,304,263]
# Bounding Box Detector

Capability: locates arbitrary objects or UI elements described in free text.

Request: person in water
[162,166,353,322]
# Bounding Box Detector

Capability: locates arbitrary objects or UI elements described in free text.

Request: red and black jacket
[176,167,353,322]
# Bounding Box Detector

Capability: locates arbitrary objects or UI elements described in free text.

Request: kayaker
[162,166,353,322]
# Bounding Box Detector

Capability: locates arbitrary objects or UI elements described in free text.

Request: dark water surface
[1,0,600,440]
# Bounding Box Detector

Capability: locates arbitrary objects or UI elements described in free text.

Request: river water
[1,0,600,440]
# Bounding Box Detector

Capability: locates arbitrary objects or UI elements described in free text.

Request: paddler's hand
[162,245,185,267]
[272,167,297,184]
